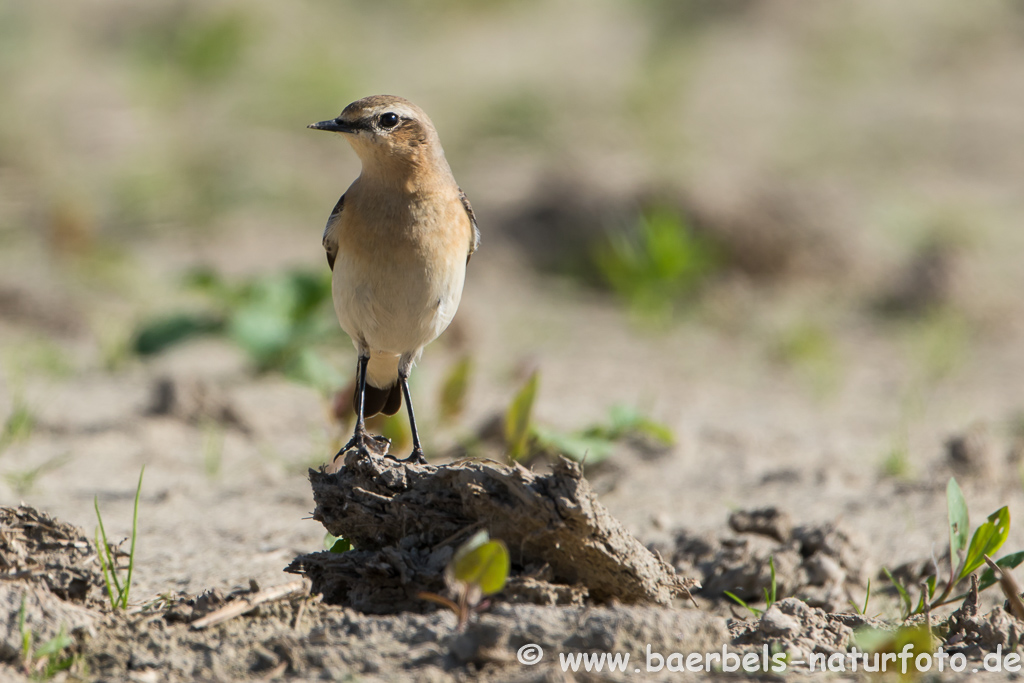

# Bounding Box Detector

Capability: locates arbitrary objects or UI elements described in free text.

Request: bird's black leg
[336,355,370,458]
[399,372,427,464]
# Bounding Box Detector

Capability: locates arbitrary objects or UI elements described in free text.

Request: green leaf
[439,356,473,422]
[977,551,1024,593]
[333,540,358,557]
[325,532,353,553]
[959,507,1011,582]
[504,371,539,461]
[947,477,969,563]
[132,313,223,355]
[329,538,351,553]
[724,591,762,617]
[883,567,912,619]
[451,532,509,596]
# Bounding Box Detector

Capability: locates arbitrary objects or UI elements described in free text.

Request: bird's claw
[398,448,427,465]
[334,430,390,460]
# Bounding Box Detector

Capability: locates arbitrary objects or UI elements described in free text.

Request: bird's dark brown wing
[459,188,480,264]
[322,194,344,271]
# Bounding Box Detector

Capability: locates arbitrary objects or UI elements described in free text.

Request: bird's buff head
[309,95,444,172]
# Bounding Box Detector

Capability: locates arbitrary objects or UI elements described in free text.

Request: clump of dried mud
[287,450,694,612]
[662,506,873,613]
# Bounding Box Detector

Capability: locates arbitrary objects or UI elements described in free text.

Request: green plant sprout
[324,532,352,553]
[503,371,674,465]
[725,556,778,617]
[849,578,872,615]
[592,208,719,322]
[504,371,539,461]
[419,530,510,629]
[883,477,1022,620]
[18,597,79,680]
[94,467,144,610]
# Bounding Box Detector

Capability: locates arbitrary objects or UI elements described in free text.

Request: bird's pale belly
[331,250,465,357]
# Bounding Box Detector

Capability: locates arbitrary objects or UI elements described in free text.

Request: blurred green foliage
[0,398,34,455]
[504,370,538,461]
[132,267,344,391]
[592,209,720,324]
[502,371,673,465]
[438,356,473,422]
[534,404,674,465]
[133,313,224,356]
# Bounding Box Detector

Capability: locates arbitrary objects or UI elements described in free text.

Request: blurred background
[1,0,1024,595]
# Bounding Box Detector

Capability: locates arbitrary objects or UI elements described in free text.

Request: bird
[309,95,479,464]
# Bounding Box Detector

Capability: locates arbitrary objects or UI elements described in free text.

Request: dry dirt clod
[148,376,251,433]
[0,505,105,604]
[728,507,793,543]
[287,450,695,612]
[943,573,1024,659]
[730,597,879,663]
[671,508,872,613]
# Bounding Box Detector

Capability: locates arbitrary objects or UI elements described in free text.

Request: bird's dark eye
[379,112,399,129]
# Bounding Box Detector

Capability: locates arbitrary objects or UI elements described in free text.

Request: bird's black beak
[308,118,359,133]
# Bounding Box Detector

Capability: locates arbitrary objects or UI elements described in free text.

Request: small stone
[759,604,801,637]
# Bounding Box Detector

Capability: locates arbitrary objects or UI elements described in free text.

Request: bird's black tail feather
[360,382,402,418]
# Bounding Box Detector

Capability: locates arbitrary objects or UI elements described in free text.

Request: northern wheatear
[310,95,479,464]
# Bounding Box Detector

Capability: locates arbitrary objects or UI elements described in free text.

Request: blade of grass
[724,591,762,617]
[93,496,123,607]
[122,466,145,609]
[883,567,912,619]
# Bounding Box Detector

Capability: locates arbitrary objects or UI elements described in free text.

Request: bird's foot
[334,430,391,461]
[389,448,427,465]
